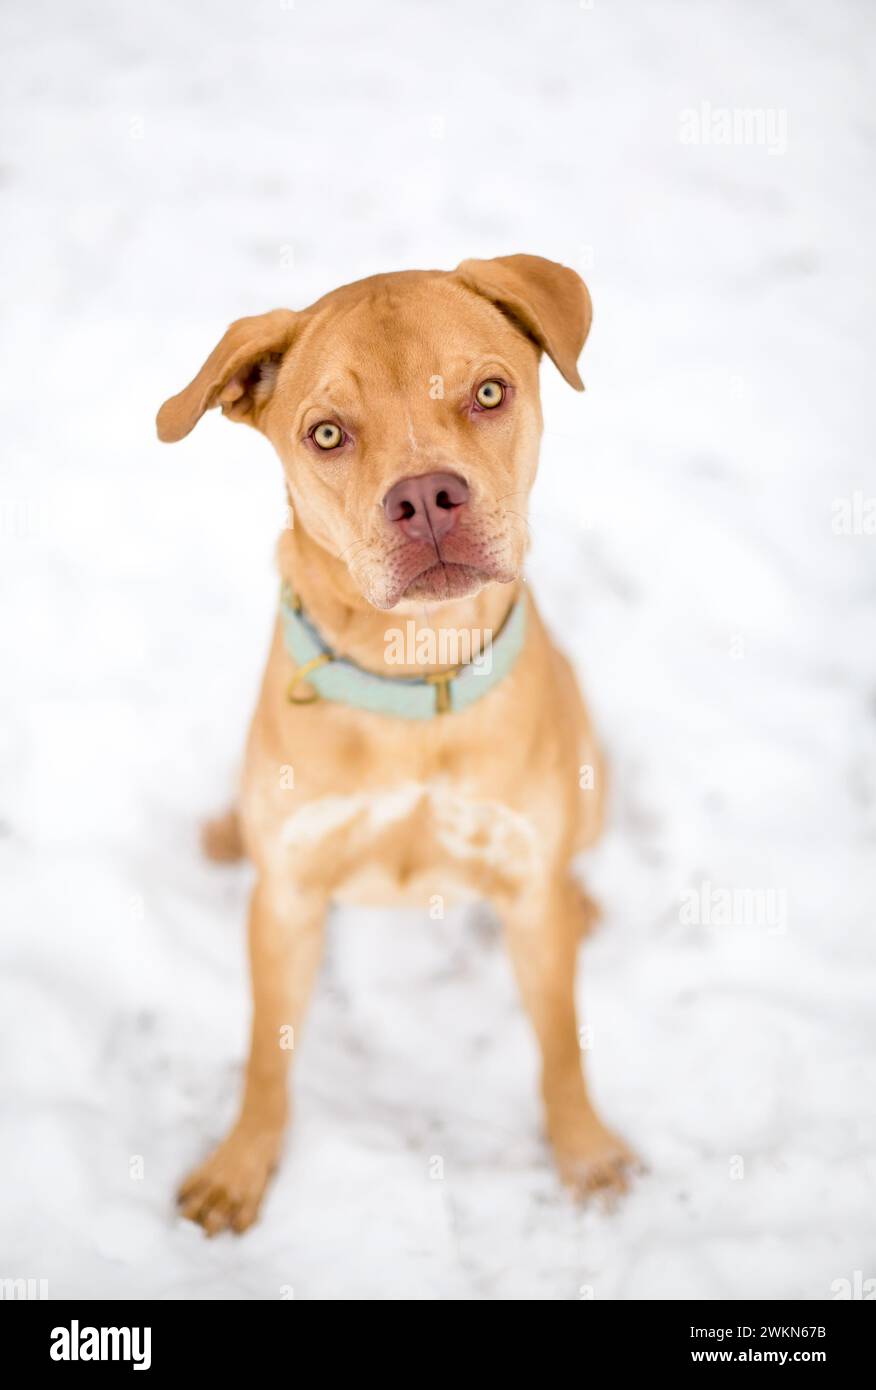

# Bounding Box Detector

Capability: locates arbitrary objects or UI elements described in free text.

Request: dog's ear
[454,254,591,390]
[156,308,298,442]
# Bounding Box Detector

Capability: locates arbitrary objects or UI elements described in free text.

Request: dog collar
[280,583,527,720]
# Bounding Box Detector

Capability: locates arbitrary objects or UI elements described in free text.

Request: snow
[1,0,875,1300]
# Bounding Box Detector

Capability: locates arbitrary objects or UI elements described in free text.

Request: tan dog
[157,255,635,1235]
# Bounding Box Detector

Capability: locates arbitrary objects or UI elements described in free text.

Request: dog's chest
[275,780,538,904]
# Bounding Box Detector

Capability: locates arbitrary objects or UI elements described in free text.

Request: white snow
[1,0,875,1300]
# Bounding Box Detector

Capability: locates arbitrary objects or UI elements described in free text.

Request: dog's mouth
[363,531,520,610]
[401,561,492,603]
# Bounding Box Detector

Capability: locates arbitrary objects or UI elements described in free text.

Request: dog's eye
[311,421,344,450]
[475,379,505,410]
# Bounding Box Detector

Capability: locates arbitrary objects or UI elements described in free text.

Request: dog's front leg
[178,878,326,1235]
[499,874,636,1200]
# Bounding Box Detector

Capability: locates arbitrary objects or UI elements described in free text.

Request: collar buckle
[425,667,461,714]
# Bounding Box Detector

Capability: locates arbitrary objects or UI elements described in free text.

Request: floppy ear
[454,254,591,390]
[156,308,298,443]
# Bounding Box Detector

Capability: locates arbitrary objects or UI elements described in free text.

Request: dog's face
[158,256,590,610]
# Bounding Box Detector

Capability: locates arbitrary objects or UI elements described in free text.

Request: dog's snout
[383,471,469,543]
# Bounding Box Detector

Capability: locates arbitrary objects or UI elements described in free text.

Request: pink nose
[383,471,469,543]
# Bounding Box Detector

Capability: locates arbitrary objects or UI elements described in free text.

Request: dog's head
[157,255,590,610]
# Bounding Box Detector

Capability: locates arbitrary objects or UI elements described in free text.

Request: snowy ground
[1,0,875,1300]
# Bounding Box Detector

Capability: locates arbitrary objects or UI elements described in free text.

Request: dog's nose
[383,471,469,543]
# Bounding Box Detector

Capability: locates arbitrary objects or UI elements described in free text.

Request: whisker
[502,507,533,539]
[335,537,369,563]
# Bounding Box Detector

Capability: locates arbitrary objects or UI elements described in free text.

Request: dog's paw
[552,1123,639,1207]
[200,808,244,863]
[177,1126,281,1236]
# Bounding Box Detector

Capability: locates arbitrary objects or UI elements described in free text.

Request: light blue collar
[280,584,527,720]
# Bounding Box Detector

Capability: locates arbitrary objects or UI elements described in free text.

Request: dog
[157,254,635,1235]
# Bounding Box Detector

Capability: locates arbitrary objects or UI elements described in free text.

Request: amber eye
[475,379,505,409]
[312,421,344,449]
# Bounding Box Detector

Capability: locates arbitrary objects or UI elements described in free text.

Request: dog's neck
[278,525,521,678]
